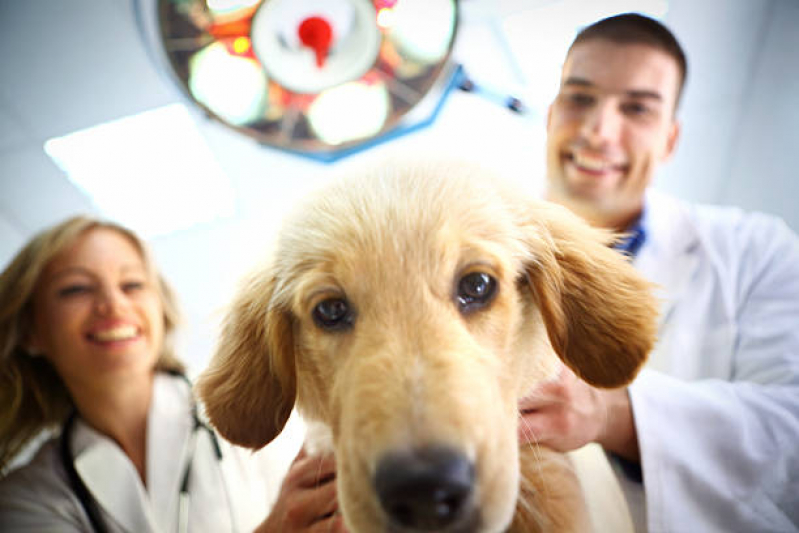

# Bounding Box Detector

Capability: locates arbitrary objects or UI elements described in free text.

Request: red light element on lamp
[298,16,333,68]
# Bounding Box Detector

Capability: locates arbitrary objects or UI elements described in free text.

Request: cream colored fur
[197,160,658,533]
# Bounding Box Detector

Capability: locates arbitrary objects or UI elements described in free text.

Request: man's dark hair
[569,13,688,108]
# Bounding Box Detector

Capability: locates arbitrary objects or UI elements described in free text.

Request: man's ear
[521,201,659,388]
[663,119,681,162]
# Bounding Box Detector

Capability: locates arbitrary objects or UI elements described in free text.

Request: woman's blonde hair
[0,215,184,470]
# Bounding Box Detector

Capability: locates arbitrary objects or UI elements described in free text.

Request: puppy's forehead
[275,165,528,282]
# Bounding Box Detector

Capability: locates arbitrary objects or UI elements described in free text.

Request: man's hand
[518,365,640,461]
[255,448,348,533]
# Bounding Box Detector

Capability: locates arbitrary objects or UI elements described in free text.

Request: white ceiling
[0,0,176,255]
[0,0,549,260]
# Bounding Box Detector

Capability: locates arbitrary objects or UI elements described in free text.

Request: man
[519,13,799,532]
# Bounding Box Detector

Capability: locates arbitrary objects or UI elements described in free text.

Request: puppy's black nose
[374,446,475,530]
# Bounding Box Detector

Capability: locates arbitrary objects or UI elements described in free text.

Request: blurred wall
[658,0,799,226]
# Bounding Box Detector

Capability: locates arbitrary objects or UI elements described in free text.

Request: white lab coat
[616,190,799,532]
[0,373,295,533]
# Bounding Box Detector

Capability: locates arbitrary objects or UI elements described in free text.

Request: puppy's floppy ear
[196,271,296,449]
[522,202,658,388]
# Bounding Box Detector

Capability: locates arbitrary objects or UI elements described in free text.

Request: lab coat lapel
[72,420,158,533]
[70,374,192,533]
[147,373,194,531]
[635,190,701,332]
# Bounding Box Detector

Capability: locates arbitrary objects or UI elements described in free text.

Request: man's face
[545,39,681,228]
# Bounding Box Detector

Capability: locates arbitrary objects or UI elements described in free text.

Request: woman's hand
[255,448,347,532]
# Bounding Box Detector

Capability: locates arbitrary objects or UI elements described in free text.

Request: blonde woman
[0,216,345,532]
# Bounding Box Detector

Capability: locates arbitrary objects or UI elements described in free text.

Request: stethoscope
[59,372,233,533]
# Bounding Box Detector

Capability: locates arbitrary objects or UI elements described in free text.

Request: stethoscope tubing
[58,373,226,533]
[60,411,110,533]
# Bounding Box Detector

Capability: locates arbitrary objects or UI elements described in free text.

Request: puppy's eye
[312,298,354,331]
[456,272,497,314]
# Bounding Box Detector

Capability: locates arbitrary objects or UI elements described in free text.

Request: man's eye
[312,298,354,331]
[564,92,594,107]
[621,102,651,116]
[455,272,498,315]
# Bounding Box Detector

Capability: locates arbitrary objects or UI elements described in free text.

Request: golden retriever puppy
[197,159,657,532]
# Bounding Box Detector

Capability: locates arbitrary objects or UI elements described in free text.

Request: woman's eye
[456,272,497,314]
[121,281,145,293]
[58,285,92,298]
[312,298,354,331]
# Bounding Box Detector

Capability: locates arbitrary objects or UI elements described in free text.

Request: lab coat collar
[634,189,701,330]
[70,373,192,533]
[72,423,155,533]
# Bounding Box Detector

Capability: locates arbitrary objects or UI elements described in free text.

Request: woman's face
[28,228,165,392]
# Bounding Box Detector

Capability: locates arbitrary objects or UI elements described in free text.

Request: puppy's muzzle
[374,446,478,532]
